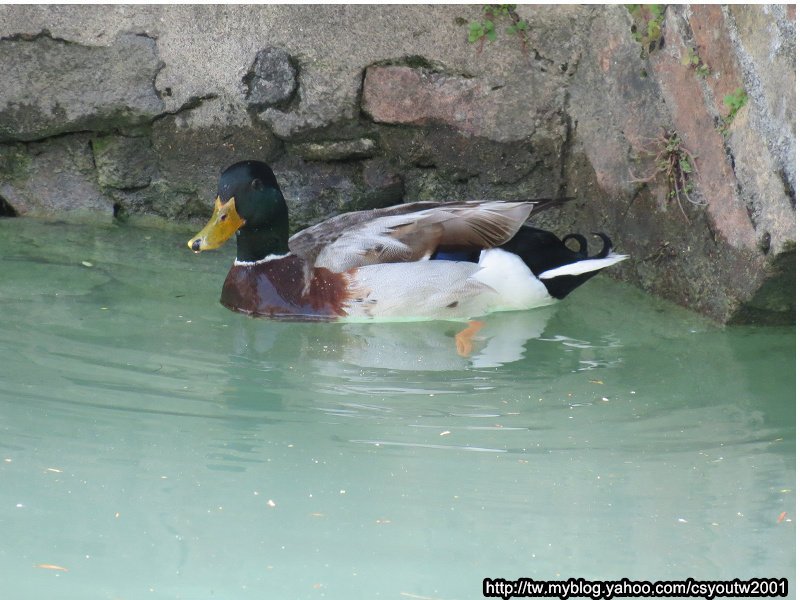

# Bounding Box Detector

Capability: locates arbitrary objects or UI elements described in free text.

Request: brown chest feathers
[220,254,350,320]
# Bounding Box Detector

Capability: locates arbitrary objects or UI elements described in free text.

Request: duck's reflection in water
[228,307,560,373]
[335,308,558,371]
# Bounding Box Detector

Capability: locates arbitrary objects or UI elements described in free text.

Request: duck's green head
[188,161,289,260]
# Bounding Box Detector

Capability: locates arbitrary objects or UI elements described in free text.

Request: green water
[0,218,795,600]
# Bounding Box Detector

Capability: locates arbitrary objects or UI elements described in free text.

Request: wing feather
[289,199,562,273]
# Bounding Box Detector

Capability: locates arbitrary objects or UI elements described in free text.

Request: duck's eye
[219,214,228,222]
[251,178,264,191]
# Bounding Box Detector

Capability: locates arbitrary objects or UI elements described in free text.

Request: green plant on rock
[717,87,748,136]
[724,87,748,113]
[630,129,705,222]
[467,5,529,51]
[626,5,666,55]
[723,87,748,119]
[681,47,710,78]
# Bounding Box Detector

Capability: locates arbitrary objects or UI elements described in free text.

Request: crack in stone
[151,94,220,123]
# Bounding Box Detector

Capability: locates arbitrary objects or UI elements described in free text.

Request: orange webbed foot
[455,320,485,357]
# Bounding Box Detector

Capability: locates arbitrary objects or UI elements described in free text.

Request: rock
[92,135,156,189]
[650,9,758,251]
[354,159,405,211]
[257,69,363,140]
[722,5,796,251]
[243,47,298,110]
[271,157,358,232]
[689,6,747,117]
[729,248,796,325]
[363,66,487,133]
[726,5,795,189]
[89,106,284,221]
[378,124,559,189]
[567,5,671,199]
[0,134,111,216]
[290,138,377,162]
[0,32,164,142]
[269,157,405,233]
[647,6,794,321]
[563,4,795,323]
[362,65,561,144]
[132,112,282,220]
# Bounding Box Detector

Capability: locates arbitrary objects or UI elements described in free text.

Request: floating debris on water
[35,564,68,572]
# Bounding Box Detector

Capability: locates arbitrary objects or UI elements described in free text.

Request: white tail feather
[538,252,628,280]
[472,249,551,309]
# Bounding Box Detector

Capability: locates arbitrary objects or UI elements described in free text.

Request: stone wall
[0,5,794,323]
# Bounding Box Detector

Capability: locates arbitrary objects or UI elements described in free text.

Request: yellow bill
[188,196,245,252]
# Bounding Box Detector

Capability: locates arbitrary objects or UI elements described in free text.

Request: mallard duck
[188,161,627,322]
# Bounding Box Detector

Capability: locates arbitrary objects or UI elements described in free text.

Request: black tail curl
[429,224,619,301]
[500,226,617,300]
